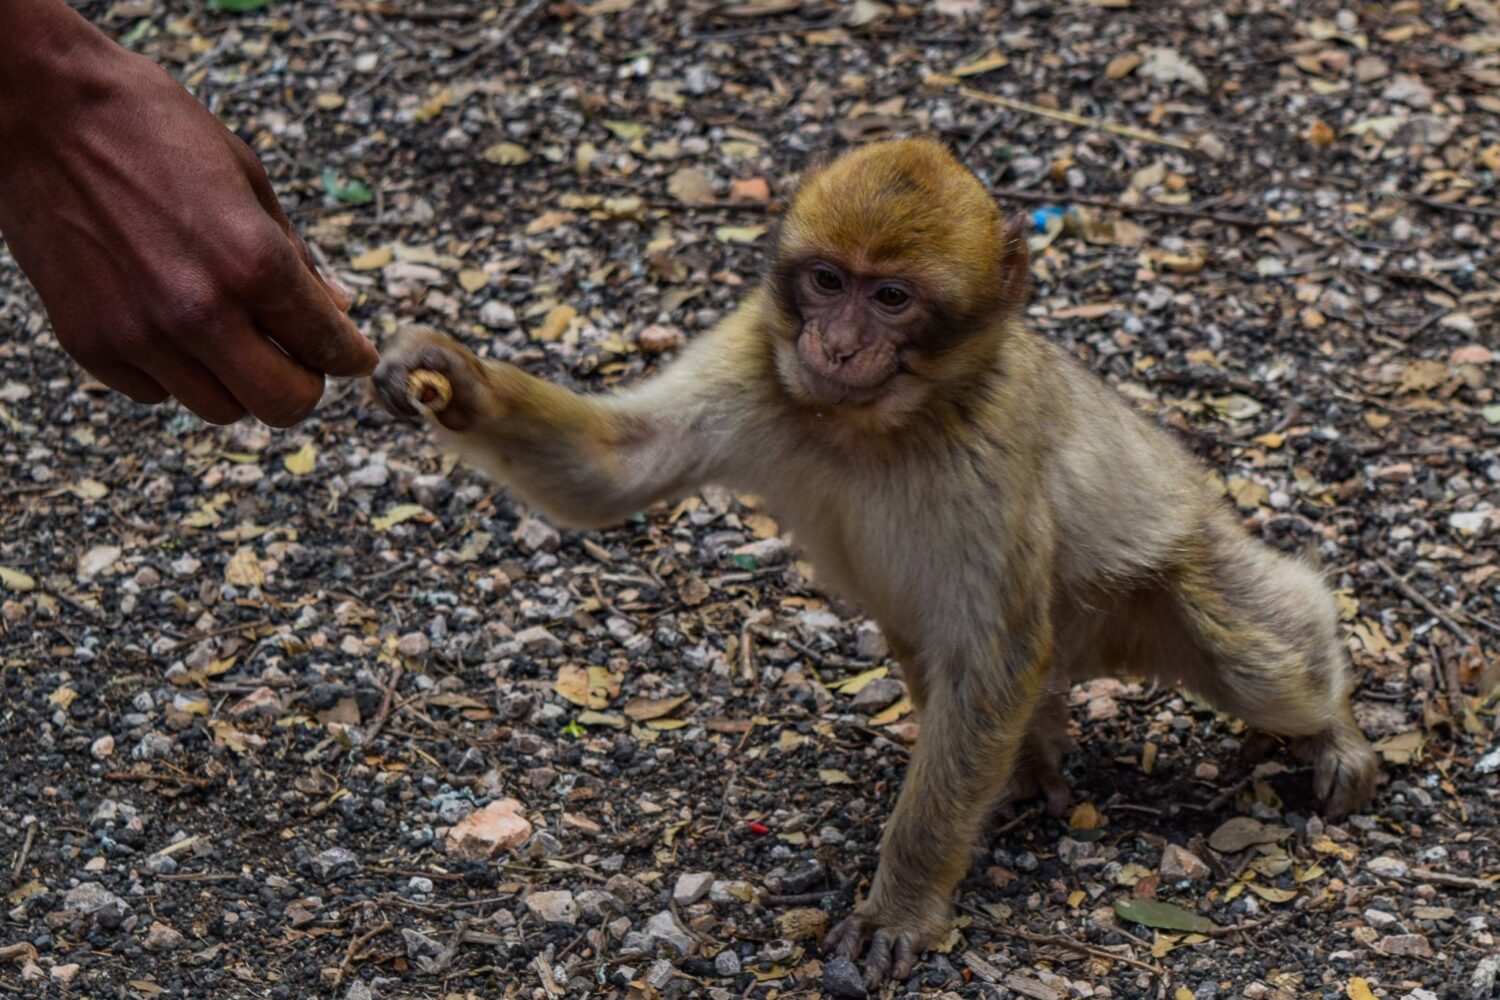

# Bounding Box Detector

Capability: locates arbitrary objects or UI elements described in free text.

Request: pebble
[644,909,695,955]
[479,300,517,330]
[445,798,532,859]
[90,735,115,759]
[850,677,904,712]
[1475,748,1500,774]
[576,889,623,922]
[1367,855,1410,878]
[714,949,742,976]
[411,474,452,509]
[638,324,687,353]
[822,955,867,998]
[672,872,714,906]
[1364,907,1401,930]
[310,847,361,882]
[732,537,790,567]
[77,545,122,581]
[513,516,561,554]
[229,686,282,719]
[645,959,675,989]
[50,964,80,985]
[854,621,888,660]
[132,731,175,762]
[396,632,431,658]
[144,920,184,951]
[1160,844,1210,881]
[63,883,128,917]
[346,984,375,1000]
[524,890,579,925]
[348,460,390,489]
[1380,933,1434,958]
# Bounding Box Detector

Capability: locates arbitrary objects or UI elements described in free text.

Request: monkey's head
[767,138,1029,426]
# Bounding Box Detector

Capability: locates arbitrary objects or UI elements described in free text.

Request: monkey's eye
[811,267,844,293]
[874,285,910,310]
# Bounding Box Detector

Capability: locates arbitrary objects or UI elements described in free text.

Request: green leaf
[120,19,154,45]
[732,554,759,571]
[1113,898,1218,934]
[321,169,374,205]
[561,719,585,738]
[207,0,272,11]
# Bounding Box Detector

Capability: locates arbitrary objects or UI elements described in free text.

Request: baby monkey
[373,139,1377,988]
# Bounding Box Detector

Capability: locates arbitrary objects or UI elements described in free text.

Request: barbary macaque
[373,139,1377,987]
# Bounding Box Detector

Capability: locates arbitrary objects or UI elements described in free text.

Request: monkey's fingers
[407,369,453,412]
[889,933,919,983]
[827,916,869,962]
[863,928,897,988]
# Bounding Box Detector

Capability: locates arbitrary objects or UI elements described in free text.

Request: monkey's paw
[372,325,491,432]
[825,906,949,990]
[1297,726,1379,821]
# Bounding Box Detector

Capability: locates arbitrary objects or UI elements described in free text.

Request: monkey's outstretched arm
[373,319,757,529]
[828,625,1051,987]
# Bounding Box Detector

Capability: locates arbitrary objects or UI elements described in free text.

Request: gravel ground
[2,1,1498,998]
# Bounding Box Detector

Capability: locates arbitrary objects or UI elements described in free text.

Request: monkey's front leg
[372,326,716,528]
[827,650,1047,988]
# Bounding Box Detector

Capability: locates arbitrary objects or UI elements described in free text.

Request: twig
[989,185,1274,229]
[105,769,215,789]
[1377,559,1478,649]
[441,0,545,76]
[0,942,37,965]
[959,109,1008,163]
[11,821,35,878]
[961,907,1164,976]
[941,78,1193,151]
[335,919,393,986]
[363,664,403,744]
[763,878,857,907]
[1407,194,1500,220]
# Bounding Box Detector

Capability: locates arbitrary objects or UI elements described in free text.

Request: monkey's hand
[372,326,501,433]
[825,893,952,989]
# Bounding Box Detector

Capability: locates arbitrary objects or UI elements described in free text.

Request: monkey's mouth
[797,365,895,406]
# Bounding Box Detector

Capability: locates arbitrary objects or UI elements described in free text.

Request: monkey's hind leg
[1166,523,1378,819]
[1003,688,1073,818]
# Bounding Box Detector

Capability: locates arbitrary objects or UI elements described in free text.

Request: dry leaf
[623,693,690,721]
[483,142,532,165]
[350,246,393,271]
[224,547,265,587]
[869,697,911,726]
[372,503,426,531]
[715,224,766,244]
[283,443,316,476]
[533,304,578,342]
[667,167,716,206]
[0,566,35,592]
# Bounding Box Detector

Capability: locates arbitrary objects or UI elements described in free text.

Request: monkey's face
[779,258,931,408]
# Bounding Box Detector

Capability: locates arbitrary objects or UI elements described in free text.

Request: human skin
[0,0,379,426]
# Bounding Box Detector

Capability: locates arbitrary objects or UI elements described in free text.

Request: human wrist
[0,0,126,144]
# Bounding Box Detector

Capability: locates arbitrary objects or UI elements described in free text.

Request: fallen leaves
[1208,817,1292,853]
[1113,898,1217,933]
[555,664,621,710]
[372,504,427,532]
[0,566,35,592]
[282,443,317,476]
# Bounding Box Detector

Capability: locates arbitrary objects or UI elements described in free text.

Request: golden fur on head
[773,139,1026,325]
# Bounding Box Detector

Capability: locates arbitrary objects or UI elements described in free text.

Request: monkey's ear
[996,213,1032,311]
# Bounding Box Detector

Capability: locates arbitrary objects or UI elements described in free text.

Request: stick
[961,907,1164,976]
[940,78,1193,151]
[335,919,393,986]
[988,185,1274,229]
[1377,559,1478,649]
[1407,194,1500,220]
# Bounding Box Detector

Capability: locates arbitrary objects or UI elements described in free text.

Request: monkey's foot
[825,909,948,989]
[1295,725,1378,820]
[1004,752,1072,819]
[372,325,491,432]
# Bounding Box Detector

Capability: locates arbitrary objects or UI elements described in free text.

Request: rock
[479,300,517,330]
[1382,74,1434,109]
[524,890,578,925]
[673,872,714,906]
[1160,844,1210,881]
[1450,510,1496,537]
[767,858,825,895]
[145,854,178,876]
[1364,908,1401,931]
[311,847,361,882]
[77,545,122,581]
[50,964,80,985]
[348,460,390,489]
[1367,855,1410,879]
[638,324,687,353]
[402,927,443,961]
[1471,955,1500,999]
[714,949,742,976]
[729,177,772,203]
[144,920,184,951]
[854,621,888,660]
[1477,749,1500,775]
[823,955,867,998]
[445,798,532,859]
[1379,933,1433,958]
[645,959,675,989]
[775,907,829,941]
[90,735,115,759]
[395,632,430,658]
[95,898,129,930]
[229,686,282,719]
[90,799,139,826]
[346,983,375,1000]
[644,909,695,956]
[850,677,904,712]
[132,731,175,762]
[514,516,560,554]
[731,537,790,567]
[411,474,452,509]
[576,889,623,922]
[515,625,563,656]
[64,883,127,917]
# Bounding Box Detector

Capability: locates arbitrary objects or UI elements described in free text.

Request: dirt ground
[2,1,1498,998]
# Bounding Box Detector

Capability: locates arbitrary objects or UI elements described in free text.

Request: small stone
[849,677,904,712]
[1382,74,1434,109]
[729,177,772,203]
[1367,855,1410,879]
[395,632,430,658]
[645,959,675,989]
[411,474,452,509]
[1476,749,1500,775]
[90,735,115,759]
[823,955,867,998]
[311,847,361,882]
[64,883,127,917]
[1364,908,1402,930]
[144,920,184,951]
[478,300,517,330]
[1160,844,1210,881]
[524,890,578,925]
[77,545,122,581]
[1354,55,1389,83]
[731,537,790,567]
[638,324,687,354]
[346,983,375,1000]
[576,889,623,922]
[514,516,560,554]
[132,731,175,761]
[145,854,178,876]
[644,909,695,955]
[50,964,80,985]
[1379,933,1433,958]
[402,927,444,961]
[714,949,742,976]
[673,872,714,906]
[854,621,888,660]
[348,460,390,489]
[445,798,532,859]
[1194,761,1219,780]
[230,686,282,719]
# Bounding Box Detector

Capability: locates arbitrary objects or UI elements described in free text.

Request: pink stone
[445,798,531,860]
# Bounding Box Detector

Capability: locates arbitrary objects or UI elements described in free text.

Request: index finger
[248,236,379,377]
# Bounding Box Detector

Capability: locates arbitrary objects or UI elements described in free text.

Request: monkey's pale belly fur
[374,137,1377,987]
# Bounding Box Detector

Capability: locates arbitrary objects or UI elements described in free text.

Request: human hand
[0,6,378,426]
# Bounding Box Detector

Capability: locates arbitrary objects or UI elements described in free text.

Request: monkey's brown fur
[373,139,1377,987]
